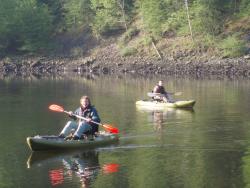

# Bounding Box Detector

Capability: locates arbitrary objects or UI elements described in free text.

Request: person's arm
[162,87,168,95]
[153,85,158,93]
[90,107,101,123]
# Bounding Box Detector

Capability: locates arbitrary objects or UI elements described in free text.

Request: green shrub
[199,34,218,48]
[239,0,250,17]
[141,36,152,46]
[120,27,139,44]
[176,25,190,36]
[120,47,137,56]
[71,47,84,56]
[162,10,187,36]
[218,34,247,57]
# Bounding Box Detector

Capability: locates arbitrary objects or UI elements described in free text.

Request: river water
[0,75,250,188]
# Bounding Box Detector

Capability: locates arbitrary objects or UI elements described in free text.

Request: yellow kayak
[136,99,195,109]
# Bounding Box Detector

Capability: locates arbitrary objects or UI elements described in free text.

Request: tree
[0,0,53,54]
[193,0,234,35]
[37,0,67,33]
[17,0,53,52]
[90,0,122,36]
[184,0,194,41]
[0,0,19,53]
[138,0,168,37]
[64,0,94,30]
[117,0,128,31]
[239,0,250,16]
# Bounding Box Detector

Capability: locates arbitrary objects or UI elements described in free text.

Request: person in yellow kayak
[58,96,101,140]
[152,80,174,103]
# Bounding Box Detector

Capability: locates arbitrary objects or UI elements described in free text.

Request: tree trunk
[152,39,162,59]
[117,0,128,31]
[184,0,194,42]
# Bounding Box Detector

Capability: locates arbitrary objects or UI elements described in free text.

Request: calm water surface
[0,75,250,188]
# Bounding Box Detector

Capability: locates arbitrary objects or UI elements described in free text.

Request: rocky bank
[1,43,250,79]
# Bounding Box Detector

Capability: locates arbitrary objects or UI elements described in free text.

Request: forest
[0,0,249,58]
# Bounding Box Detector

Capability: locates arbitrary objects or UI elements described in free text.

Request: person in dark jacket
[59,96,101,140]
[153,80,173,102]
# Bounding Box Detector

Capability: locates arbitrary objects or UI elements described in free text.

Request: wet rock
[244,55,250,59]
[102,67,109,74]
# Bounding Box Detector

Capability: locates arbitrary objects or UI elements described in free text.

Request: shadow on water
[27,150,119,187]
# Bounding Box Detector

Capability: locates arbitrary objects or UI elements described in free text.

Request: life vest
[75,106,100,134]
[154,85,166,94]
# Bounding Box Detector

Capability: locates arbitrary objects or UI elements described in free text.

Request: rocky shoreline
[1,44,250,79]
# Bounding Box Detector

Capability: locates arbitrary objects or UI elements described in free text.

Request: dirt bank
[1,43,250,79]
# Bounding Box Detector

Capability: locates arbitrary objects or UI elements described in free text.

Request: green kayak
[27,132,119,151]
[136,99,195,109]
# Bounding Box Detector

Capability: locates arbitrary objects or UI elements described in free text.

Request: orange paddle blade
[49,104,64,112]
[102,124,119,134]
[102,163,119,174]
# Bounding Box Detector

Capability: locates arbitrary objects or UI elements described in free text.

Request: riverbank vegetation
[0,0,250,59]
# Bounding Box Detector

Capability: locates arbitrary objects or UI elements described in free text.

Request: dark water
[0,75,250,188]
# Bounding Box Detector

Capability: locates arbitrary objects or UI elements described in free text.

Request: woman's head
[80,96,91,108]
[158,80,163,86]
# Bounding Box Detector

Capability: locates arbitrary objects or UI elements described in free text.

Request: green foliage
[0,0,53,54]
[141,36,153,46]
[90,0,118,36]
[120,27,139,44]
[0,0,18,53]
[191,1,223,35]
[90,7,120,36]
[70,47,85,56]
[18,1,53,52]
[162,10,188,36]
[191,0,239,35]
[37,0,66,33]
[218,34,247,57]
[120,46,137,56]
[138,0,168,37]
[0,0,249,57]
[239,0,250,17]
[201,34,218,47]
[176,25,190,36]
[64,0,94,30]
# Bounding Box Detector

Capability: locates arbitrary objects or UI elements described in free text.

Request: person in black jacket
[153,80,172,102]
[58,96,101,140]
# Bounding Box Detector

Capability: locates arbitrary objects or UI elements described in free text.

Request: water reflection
[152,108,194,123]
[152,111,165,132]
[137,107,194,124]
[134,107,195,147]
[151,109,194,139]
[27,150,119,187]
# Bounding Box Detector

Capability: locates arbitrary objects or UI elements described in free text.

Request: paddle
[49,104,119,134]
[84,163,119,174]
[147,92,182,98]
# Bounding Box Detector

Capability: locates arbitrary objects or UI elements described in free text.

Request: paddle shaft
[147,92,182,98]
[64,110,102,126]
